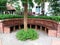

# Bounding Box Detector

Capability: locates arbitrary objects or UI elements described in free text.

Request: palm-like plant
[34,0,48,15]
[8,0,34,31]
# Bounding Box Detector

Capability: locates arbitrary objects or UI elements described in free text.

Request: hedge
[0,14,23,20]
[0,14,60,22]
[28,16,60,22]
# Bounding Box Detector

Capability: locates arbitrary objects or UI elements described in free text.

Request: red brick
[57,32,60,37]
[0,23,4,33]
[4,26,10,33]
[48,30,57,37]
[0,18,59,35]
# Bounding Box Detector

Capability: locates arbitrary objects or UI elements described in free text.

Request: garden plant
[16,29,38,41]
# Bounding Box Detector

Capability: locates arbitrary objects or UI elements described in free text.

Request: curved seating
[0,18,60,37]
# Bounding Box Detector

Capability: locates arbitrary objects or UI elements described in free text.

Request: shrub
[16,29,38,41]
[0,14,23,20]
[0,14,60,22]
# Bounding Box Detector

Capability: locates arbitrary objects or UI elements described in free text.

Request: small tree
[21,0,34,31]
[8,0,34,31]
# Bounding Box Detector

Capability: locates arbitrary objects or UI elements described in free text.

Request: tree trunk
[24,3,28,31]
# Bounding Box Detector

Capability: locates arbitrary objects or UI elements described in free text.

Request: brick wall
[0,18,60,37]
[48,30,57,37]
[0,22,4,33]
[4,26,10,33]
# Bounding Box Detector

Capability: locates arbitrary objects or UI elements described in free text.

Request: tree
[34,0,49,15]
[0,0,7,13]
[8,0,34,31]
[49,0,60,16]
[20,0,34,31]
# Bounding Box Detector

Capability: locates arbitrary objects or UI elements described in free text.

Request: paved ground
[0,30,60,45]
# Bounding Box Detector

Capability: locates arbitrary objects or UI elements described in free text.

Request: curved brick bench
[0,18,60,37]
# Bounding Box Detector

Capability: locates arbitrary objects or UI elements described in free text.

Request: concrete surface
[0,30,60,45]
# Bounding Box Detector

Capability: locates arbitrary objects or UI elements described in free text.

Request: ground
[0,30,60,45]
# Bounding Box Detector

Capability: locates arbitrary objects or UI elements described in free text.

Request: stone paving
[0,30,60,45]
[0,39,2,45]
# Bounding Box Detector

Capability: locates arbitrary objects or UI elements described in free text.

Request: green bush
[0,14,60,22]
[0,14,23,20]
[28,16,60,22]
[16,29,38,41]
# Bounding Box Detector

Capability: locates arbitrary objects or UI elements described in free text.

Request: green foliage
[34,0,48,5]
[49,0,60,16]
[0,0,7,5]
[0,0,7,10]
[28,16,60,22]
[0,14,23,20]
[8,0,34,8]
[34,0,42,5]
[28,0,34,7]
[15,5,21,15]
[21,0,34,7]
[8,0,19,4]
[0,14,60,22]
[16,29,38,41]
